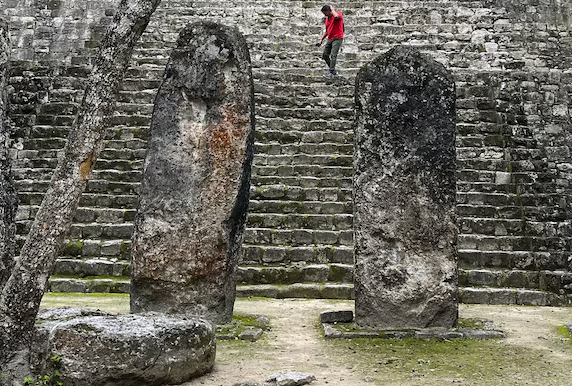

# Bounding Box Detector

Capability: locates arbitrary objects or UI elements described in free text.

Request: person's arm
[319,30,328,45]
[331,6,340,19]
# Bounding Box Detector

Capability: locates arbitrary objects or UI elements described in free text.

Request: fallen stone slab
[32,308,215,386]
[322,318,505,340]
[238,328,263,341]
[267,372,316,386]
[320,310,354,323]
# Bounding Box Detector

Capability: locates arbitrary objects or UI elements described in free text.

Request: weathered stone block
[33,308,215,386]
[131,22,254,324]
[354,46,458,329]
[320,310,354,323]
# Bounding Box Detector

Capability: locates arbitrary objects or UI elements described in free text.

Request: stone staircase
[7,0,572,305]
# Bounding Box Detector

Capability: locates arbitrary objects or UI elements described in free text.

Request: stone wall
[3,0,572,304]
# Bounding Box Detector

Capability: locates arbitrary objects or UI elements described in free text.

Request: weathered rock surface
[353,45,458,329]
[32,308,215,386]
[130,21,254,324]
[267,372,316,386]
[0,17,16,291]
[320,310,353,323]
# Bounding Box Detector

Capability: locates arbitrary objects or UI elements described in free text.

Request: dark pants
[322,38,343,73]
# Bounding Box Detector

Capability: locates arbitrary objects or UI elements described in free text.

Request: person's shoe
[323,70,338,78]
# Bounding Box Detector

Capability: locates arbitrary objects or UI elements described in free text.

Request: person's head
[321,5,332,17]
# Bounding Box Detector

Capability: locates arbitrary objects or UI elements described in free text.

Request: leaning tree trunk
[0,0,161,382]
[0,18,17,292]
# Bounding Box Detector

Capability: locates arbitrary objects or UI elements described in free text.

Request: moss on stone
[65,240,84,256]
[329,264,349,282]
[215,313,270,339]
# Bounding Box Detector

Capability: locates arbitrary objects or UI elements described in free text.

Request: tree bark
[0,0,161,382]
[0,19,17,296]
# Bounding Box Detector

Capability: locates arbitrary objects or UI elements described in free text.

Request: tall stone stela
[130,22,255,324]
[353,46,458,329]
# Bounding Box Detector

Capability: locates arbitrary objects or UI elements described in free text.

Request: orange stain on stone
[79,152,95,181]
[207,106,249,163]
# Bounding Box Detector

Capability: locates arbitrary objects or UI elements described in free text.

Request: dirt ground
[41,295,572,386]
[191,299,572,386]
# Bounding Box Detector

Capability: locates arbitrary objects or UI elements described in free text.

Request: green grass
[325,337,572,385]
[556,325,571,340]
[41,293,130,314]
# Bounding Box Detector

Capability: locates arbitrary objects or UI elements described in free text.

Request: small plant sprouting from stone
[22,355,64,386]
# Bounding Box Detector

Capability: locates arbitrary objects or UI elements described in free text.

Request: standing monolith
[130,21,254,324]
[353,45,458,329]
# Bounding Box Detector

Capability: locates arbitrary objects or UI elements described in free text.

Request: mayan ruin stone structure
[130,21,254,324]
[2,0,571,305]
[354,46,458,329]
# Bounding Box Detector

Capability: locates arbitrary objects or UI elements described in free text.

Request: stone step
[21,138,67,150]
[254,66,361,77]
[99,148,147,161]
[237,283,354,300]
[459,287,572,307]
[458,234,571,252]
[253,154,353,167]
[457,192,562,207]
[255,131,353,145]
[117,90,158,104]
[457,182,557,195]
[459,268,572,294]
[248,200,352,215]
[251,58,365,71]
[84,180,140,195]
[48,276,131,294]
[109,114,151,127]
[251,175,352,188]
[46,274,572,306]
[152,1,459,10]
[458,249,572,272]
[254,142,353,156]
[245,213,353,231]
[16,205,135,225]
[457,204,565,220]
[256,106,355,120]
[244,228,353,247]
[250,185,352,202]
[50,249,572,281]
[254,83,354,97]
[14,125,149,143]
[90,170,142,183]
[241,244,353,265]
[16,193,138,210]
[457,217,567,237]
[457,170,556,185]
[255,93,354,109]
[55,258,130,278]
[252,165,353,178]
[256,117,353,131]
[52,259,571,297]
[456,158,548,173]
